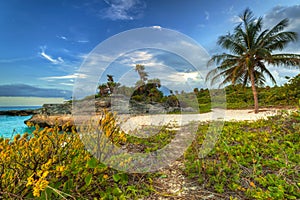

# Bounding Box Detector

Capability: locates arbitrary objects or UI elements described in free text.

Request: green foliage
[126,125,177,153]
[184,110,300,199]
[192,74,300,110]
[130,81,163,104]
[1,98,299,199]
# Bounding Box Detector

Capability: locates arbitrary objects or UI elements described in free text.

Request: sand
[118,108,293,132]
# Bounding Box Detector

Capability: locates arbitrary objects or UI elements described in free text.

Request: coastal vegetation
[95,72,300,113]
[0,109,299,199]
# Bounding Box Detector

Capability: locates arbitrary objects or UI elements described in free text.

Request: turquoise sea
[0,106,40,138]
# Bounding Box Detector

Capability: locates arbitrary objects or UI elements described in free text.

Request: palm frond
[217,35,246,55]
[270,54,300,67]
[257,61,277,85]
[265,32,298,50]
[265,18,289,38]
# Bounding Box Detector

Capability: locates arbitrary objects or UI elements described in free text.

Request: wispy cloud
[229,15,242,23]
[102,0,146,20]
[56,35,68,41]
[56,34,89,44]
[118,50,157,66]
[0,56,35,63]
[40,73,87,81]
[39,46,64,64]
[222,5,235,15]
[77,40,89,43]
[205,11,210,20]
[151,25,162,30]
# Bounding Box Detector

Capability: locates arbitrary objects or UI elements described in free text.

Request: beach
[117,108,290,132]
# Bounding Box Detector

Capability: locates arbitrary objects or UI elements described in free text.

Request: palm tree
[98,84,109,97]
[206,8,300,113]
[135,64,148,83]
[106,74,120,94]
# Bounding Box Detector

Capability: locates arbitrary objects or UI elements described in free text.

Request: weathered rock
[0,109,40,116]
[95,100,111,108]
[24,114,74,128]
[40,103,72,115]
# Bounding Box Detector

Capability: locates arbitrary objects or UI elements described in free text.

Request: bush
[0,111,151,199]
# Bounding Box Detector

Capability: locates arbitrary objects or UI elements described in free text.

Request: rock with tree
[206,8,300,113]
[129,64,165,113]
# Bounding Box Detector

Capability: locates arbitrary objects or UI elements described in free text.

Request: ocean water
[0,106,40,139]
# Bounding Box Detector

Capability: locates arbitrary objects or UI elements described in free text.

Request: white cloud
[102,0,146,20]
[222,5,235,15]
[118,50,157,66]
[151,25,162,30]
[57,35,68,40]
[205,11,210,20]
[77,40,89,43]
[39,46,64,64]
[168,71,202,82]
[60,82,74,86]
[40,73,87,81]
[230,15,242,23]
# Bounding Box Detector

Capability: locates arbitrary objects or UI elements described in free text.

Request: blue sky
[0,0,300,104]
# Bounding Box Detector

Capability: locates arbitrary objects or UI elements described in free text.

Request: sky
[0,0,300,105]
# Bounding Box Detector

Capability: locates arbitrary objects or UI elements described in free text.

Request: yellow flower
[103,174,109,179]
[42,171,49,178]
[32,179,49,197]
[26,174,35,187]
[41,159,53,170]
[250,182,256,188]
[56,165,65,172]
[33,187,41,197]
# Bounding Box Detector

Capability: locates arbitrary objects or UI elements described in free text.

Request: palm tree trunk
[250,69,259,113]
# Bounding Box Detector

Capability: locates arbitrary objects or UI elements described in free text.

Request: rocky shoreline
[24,101,73,128]
[1,97,196,128]
[0,109,40,116]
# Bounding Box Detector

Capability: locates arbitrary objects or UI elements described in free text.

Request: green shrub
[0,111,151,199]
[184,111,300,199]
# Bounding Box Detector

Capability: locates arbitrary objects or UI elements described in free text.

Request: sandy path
[119,108,291,132]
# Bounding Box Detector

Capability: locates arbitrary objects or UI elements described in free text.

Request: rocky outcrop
[0,109,40,116]
[25,114,74,128]
[39,102,72,115]
[24,102,73,128]
[24,96,196,128]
